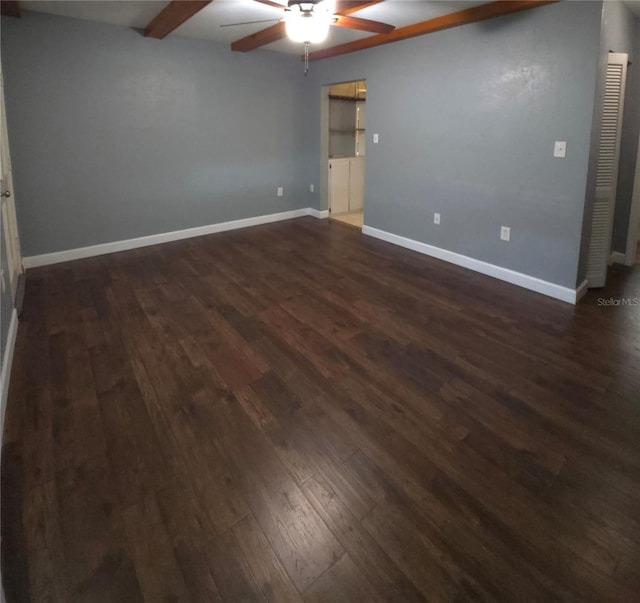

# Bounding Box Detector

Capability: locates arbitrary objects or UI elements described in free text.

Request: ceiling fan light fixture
[285,2,332,44]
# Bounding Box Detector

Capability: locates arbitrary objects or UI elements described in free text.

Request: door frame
[320,78,366,219]
[587,52,628,287]
[0,69,23,301]
[320,83,330,216]
[624,128,640,265]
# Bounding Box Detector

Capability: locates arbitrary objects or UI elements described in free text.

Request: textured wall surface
[2,3,608,289]
[305,1,603,288]
[1,12,312,256]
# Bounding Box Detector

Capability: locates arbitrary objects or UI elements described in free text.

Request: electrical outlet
[277,187,284,197]
[433,212,441,225]
[554,141,567,158]
[309,184,315,193]
[500,226,511,242]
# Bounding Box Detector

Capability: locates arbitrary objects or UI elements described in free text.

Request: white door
[0,69,23,301]
[586,53,628,288]
[349,157,365,211]
[329,158,350,215]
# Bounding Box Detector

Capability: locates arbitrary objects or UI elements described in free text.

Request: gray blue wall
[306,1,603,289]
[2,3,610,292]
[1,11,311,257]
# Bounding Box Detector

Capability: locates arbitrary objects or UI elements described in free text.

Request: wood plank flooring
[331,211,364,229]
[2,217,640,602]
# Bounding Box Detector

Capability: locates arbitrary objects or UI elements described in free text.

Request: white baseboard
[363,225,584,304]
[21,212,582,303]
[308,208,329,219]
[609,251,627,265]
[575,279,589,303]
[23,208,324,268]
[1,308,18,446]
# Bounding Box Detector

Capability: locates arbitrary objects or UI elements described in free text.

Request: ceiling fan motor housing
[288,1,326,10]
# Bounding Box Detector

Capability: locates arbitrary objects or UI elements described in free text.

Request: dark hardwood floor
[2,217,640,602]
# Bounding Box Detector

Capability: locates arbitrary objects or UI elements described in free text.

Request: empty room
[1,0,640,601]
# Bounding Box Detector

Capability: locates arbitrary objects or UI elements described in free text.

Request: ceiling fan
[223,0,394,73]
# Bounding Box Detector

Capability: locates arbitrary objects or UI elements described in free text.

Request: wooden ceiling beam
[333,14,394,34]
[308,0,558,61]
[334,0,384,16]
[1,1,20,18]
[144,0,212,39]
[254,0,286,8]
[231,21,287,52]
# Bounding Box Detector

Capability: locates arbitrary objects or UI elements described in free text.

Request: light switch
[373,133,379,144]
[554,141,567,158]
[500,226,511,242]
[433,212,441,225]
[277,187,284,197]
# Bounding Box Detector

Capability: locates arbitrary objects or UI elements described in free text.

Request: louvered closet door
[587,53,628,288]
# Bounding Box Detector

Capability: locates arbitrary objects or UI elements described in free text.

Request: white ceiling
[19,0,492,54]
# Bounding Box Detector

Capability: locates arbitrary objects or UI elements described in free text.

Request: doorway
[626,127,640,265]
[0,69,23,303]
[586,53,628,287]
[326,80,366,229]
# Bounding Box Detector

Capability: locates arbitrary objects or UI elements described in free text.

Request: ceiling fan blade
[333,14,394,34]
[231,0,387,52]
[253,0,287,9]
[221,18,281,27]
[334,0,384,16]
[231,21,288,52]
